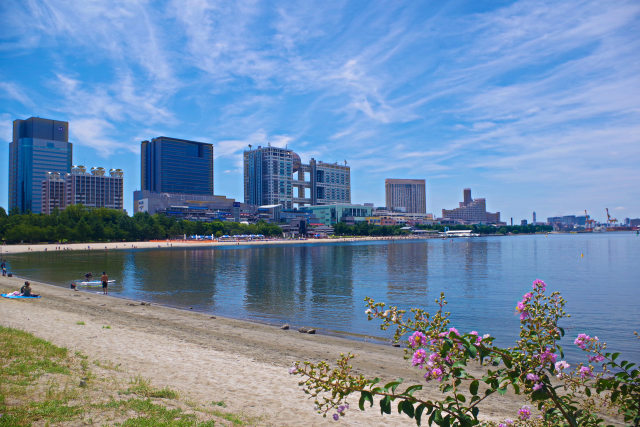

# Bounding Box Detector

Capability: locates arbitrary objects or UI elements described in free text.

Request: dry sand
[0,273,523,426]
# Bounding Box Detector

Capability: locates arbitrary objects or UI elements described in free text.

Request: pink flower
[533,382,543,391]
[412,349,427,367]
[555,360,570,371]
[579,366,594,378]
[526,373,539,382]
[537,348,558,365]
[589,354,605,363]
[532,279,546,292]
[518,406,531,420]
[575,333,592,350]
[448,327,459,336]
[408,331,427,348]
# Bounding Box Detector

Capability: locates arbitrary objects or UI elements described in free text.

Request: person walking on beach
[1,260,6,276]
[101,271,108,295]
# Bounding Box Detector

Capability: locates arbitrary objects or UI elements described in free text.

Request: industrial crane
[605,208,618,226]
[584,210,596,229]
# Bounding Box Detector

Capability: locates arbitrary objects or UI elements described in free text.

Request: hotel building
[41,166,124,214]
[385,179,426,213]
[441,188,500,224]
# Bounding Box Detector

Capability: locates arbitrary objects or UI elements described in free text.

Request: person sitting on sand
[19,281,38,297]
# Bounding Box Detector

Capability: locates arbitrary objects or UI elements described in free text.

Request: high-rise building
[244,146,294,208]
[244,145,350,209]
[441,188,500,224]
[141,137,214,195]
[385,179,426,213]
[41,166,124,214]
[9,117,73,213]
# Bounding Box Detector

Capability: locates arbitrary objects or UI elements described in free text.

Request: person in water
[101,272,108,295]
[84,272,93,280]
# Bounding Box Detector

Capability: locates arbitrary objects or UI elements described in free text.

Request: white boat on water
[75,279,115,287]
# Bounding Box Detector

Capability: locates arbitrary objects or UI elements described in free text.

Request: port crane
[605,208,618,226]
[584,210,596,229]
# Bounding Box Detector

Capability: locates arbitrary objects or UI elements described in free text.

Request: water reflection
[4,233,639,362]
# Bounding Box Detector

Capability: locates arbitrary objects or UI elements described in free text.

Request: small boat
[75,280,116,287]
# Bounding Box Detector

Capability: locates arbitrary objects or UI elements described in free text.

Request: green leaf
[456,393,466,403]
[415,403,427,426]
[466,344,477,358]
[403,384,423,397]
[558,326,565,337]
[531,389,547,401]
[497,387,507,396]
[443,385,453,393]
[380,396,391,414]
[611,352,620,361]
[557,344,564,358]
[585,387,591,397]
[469,380,479,396]
[503,357,512,368]
[401,400,415,418]
[385,378,404,393]
[359,390,374,410]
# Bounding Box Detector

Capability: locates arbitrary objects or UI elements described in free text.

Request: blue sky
[1,0,639,222]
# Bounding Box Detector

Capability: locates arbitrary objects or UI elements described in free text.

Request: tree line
[0,205,282,244]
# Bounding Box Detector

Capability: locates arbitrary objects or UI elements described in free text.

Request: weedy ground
[0,325,253,426]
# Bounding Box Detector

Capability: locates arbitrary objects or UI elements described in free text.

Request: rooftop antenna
[344,160,347,166]
[248,144,252,150]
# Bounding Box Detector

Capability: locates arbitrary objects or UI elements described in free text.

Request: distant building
[441,188,500,224]
[547,215,588,230]
[133,190,254,222]
[244,145,350,209]
[303,203,372,226]
[385,179,426,213]
[41,166,124,214]
[141,137,214,195]
[533,211,537,224]
[10,117,73,213]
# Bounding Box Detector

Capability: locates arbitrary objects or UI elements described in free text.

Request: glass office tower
[141,137,214,195]
[9,117,73,213]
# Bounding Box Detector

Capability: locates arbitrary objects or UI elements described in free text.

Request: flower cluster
[515,292,533,320]
[332,403,349,421]
[532,279,546,292]
[518,405,531,420]
[536,347,558,365]
[554,360,570,379]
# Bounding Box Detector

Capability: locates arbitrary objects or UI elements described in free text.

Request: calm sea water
[4,232,639,362]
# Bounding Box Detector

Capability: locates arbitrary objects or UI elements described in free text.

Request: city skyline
[1,1,639,221]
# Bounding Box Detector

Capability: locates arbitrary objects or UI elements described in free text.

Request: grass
[76,321,85,325]
[0,325,249,426]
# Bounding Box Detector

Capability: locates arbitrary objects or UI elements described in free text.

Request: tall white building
[244,145,350,209]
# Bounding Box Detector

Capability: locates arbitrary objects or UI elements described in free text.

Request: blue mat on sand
[1,294,41,299]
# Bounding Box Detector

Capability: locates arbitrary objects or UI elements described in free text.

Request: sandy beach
[0,273,528,426]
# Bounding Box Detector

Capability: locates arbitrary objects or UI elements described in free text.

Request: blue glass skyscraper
[9,117,73,213]
[141,137,214,195]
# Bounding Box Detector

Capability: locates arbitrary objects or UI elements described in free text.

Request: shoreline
[0,274,524,425]
[0,235,440,255]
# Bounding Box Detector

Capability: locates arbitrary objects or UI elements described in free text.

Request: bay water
[4,232,639,362]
